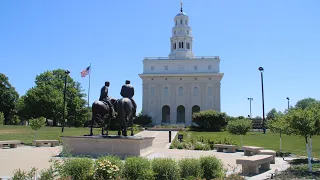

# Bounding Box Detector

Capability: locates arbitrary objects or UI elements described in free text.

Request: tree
[0,112,4,126]
[268,111,291,153]
[227,119,252,147]
[29,117,46,140]
[285,106,320,172]
[295,98,318,110]
[266,108,277,120]
[21,69,88,126]
[0,73,19,125]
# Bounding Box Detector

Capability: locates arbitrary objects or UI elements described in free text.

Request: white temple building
[138,4,224,125]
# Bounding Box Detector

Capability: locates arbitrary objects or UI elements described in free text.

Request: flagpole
[87,63,91,123]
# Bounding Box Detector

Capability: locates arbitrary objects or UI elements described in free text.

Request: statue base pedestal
[60,135,155,158]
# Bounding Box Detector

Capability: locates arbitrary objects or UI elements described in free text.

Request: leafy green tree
[21,69,87,126]
[0,112,4,126]
[227,119,252,147]
[285,106,320,172]
[29,117,46,140]
[0,73,19,125]
[268,111,291,153]
[295,98,318,110]
[266,108,277,120]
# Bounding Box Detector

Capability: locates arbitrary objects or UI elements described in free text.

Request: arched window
[164,87,168,96]
[182,42,184,48]
[175,20,177,25]
[174,43,176,49]
[179,87,183,96]
[174,30,176,35]
[187,43,190,49]
[150,87,155,96]
[180,19,183,24]
[179,42,181,48]
[193,87,198,96]
[185,20,188,25]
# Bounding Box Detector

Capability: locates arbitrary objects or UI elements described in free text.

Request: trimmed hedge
[192,110,227,131]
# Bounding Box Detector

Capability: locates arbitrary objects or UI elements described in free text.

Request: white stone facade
[138,6,224,126]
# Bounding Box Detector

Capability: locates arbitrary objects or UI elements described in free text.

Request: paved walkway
[0,131,291,180]
[134,130,178,149]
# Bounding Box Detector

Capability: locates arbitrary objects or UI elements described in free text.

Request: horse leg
[118,117,121,136]
[101,126,104,135]
[130,113,134,136]
[90,112,95,136]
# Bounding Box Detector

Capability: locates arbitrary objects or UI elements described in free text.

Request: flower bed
[170,132,237,151]
[11,155,245,180]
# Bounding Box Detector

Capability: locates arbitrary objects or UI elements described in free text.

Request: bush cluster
[12,155,228,180]
[133,114,152,126]
[192,110,227,131]
[170,133,236,151]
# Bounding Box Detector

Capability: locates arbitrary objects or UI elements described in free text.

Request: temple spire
[180,1,183,12]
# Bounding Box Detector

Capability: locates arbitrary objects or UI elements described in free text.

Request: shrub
[96,155,123,177]
[152,158,179,180]
[214,137,237,146]
[179,158,203,179]
[192,110,227,131]
[0,111,4,126]
[133,114,152,126]
[123,156,153,180]
[53,157,94,180]
[94,159,120,180]
[29,117,46,131]
[12,167,37,180]
[227,119,252,135]
[199,156,225,179]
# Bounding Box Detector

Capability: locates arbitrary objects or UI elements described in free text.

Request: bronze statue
[89,98,117,136]
[99,81,115,118]
[116,97,134,136]
[88,80,137,137]
[120,80,137,117]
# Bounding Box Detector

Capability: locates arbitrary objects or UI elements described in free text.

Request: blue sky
[1,0,319,117]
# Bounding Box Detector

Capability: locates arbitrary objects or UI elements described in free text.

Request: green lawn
[175,130,320,158]
[0,125,140,145]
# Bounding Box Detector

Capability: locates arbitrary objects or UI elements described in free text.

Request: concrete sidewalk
[0,145,61,177]
[135,130,178,149]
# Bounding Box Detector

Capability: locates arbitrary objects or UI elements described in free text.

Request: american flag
[81,66,90,77]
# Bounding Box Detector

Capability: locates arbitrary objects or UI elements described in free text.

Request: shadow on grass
[273,158,320,179]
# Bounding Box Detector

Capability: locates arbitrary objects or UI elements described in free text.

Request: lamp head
[258,67,264,72]
[287,97,289,100]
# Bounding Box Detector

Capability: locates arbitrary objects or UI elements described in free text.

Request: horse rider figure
[120,80,137,117]
[99,81,115,118]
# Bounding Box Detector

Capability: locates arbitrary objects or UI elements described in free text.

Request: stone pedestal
[60,135,155,158]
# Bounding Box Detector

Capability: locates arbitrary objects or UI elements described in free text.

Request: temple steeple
[169,3,195,59]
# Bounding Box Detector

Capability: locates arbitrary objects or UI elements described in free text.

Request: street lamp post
[258,67,266,134]
[61,70,70,133]
[247,98,253,119]
[286,97,290,110]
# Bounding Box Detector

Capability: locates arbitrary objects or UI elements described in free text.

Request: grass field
[174,130,320,158]
[0,125,140,145]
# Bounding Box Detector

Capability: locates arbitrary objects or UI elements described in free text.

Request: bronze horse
[89,98,117,136]
[116,97,134,136]
[89,98,135,136]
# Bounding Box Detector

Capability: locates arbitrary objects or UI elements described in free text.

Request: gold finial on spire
[180,1,183,12]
